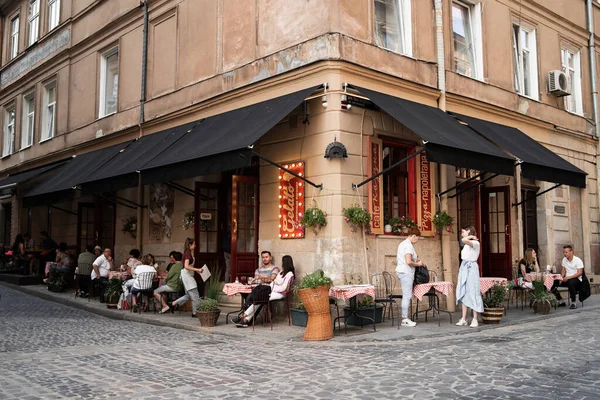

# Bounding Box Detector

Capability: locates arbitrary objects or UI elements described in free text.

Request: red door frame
[230,175,259,282]
[481,186,512,279]
[194,182,221,281]
[456,182,482,272]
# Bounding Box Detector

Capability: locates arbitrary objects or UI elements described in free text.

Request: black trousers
[93,277,109,302]
[552,279,582,302]
[243,285,271,320]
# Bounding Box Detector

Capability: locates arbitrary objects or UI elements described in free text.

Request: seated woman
[43,242,72,283]
[125,248,143,275]
[124,253,155,298]
[233,255,295,328]
[11,234,30,275]
[154,251,183,313]
[517,248,540,290]
[130,254,157,312]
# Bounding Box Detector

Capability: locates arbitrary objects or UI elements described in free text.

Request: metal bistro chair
[132,272,156,314]
[508,264,527,311]
[75,262,93,299]
[267,276,295,328]
[371,273,396,326]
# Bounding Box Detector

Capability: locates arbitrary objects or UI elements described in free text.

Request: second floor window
[2,104,16,157]
[48,0,60,31]
[561,47,582,115]
[374,0,412,57]
[21,92,35,149]
[41,81,56,141]
[28,0,40,46]
[10,17,19,60]
[512,23,539,100]
[452,1,483,80]
[99,47,119,117]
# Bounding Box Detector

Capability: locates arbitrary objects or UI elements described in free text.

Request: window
[21,92,35,149]
[374,0,412,57]
[9,16,19,60]
[382,141,414,219]
[561,47,582,115]
[2,104,16,157]
[512,23,539,99]
[99,47,119,117]
[452,1,483,80]
[41,81,56,141]
[28,0,40,46]
[48,0,60,31]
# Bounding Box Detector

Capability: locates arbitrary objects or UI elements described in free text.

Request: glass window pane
[497,192,505,212]
[498,233,506,253]
[490,212,498,233]
[247,229,255,252]
[490,233,498,253]
[238,206,246,229]
[237,229,246,252]
[208,232,217,253]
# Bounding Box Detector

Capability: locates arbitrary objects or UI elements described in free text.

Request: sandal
[160,306,170,314]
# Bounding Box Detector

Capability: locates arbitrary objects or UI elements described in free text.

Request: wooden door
[230,175,259,282]
[457,183,482,268]
[195,183,220,277]
[482,186,511,279]
[95,198,116,251]
[77,203,95,254]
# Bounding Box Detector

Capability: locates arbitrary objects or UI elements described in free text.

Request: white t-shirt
[91,254,112,279]
[461,239,480,262]
[562,256,584,281]
[132,265,156,289]
[396,238,417,275]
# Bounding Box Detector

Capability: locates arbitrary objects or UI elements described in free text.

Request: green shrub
[196,298,219,313]
[483,283,507,308]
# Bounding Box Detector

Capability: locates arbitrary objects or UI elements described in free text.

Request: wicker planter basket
[481,307,504,324]
[532,300,551,315]
[297,285,333,341]
[198,310,221,327]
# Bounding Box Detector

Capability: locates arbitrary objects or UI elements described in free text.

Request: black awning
[354,87,515,175]
[0,161,69,190]
[23,141,132,200]
[452,113,587,188]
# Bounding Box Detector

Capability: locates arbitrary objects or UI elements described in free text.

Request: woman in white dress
[456,225,484,328]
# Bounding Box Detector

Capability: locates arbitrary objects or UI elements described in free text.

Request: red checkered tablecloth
[479,277,507,294]
[329,285,375,301]
[109,272,130,280]
[526,273,563,291]
[412,281,454,301]
[223,283,254,297]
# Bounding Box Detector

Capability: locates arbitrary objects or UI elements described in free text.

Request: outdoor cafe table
[479,277,507,294]
[526,273,563,291]
[412,281,454,326]
[329,284,376,333]
[223,283,256,324]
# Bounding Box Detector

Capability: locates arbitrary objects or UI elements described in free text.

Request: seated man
[552,245,584,309]
[130,254,157,312]
[154,251,183,313]
[91,248,115,303]
[76,245,95,297]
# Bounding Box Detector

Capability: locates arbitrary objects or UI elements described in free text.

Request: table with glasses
[412,281,454,326]
[329,284,376,333]
[525,273,563,291]
[479,277,508,294]
[223,282,257,324]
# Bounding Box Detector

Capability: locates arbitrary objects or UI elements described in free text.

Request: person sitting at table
[76,245,95,297]
[154,251,183,313]
[126,248,143,275]
[123,252,154,297]
[552,245,584,309]
[233,255,294,327]
[43,242,73,283]
[91,247,115,303]
[171,238,204,317]
[11,234,29,275]
[93,245,102,258]
[396,227,422,327]
[23,232,37,274]
[130,254,157,312]
[517,248,540,290]
[456,225,484,328]
[40,231,58,264]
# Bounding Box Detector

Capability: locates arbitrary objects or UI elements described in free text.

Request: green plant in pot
[432,211,454,237]
[481,283,507,324]
[343,205,372,235]
[296,269,334,341]
[105,277,124,309]
[196,298,221,327]
[344,295,384,325]
[531,279,556,315]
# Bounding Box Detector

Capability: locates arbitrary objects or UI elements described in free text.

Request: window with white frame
[99,47,119,118]
[41,81,56,141]
[2,103,16,157]
[28,0,40,46]
[374,0,412,57]
[561,47,582,115]
[10,16,19,60]
[512,23,539,99]
[21,92,35,149]
[452,1,483,80]
[48,0,60,31]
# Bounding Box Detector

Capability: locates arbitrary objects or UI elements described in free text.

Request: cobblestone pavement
[1,285,599,400]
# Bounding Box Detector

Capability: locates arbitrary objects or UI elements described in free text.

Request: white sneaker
[401,318,417,327]
[456,318,468,326]
[470,319,479,328]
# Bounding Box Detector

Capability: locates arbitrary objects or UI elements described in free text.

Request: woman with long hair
[233,255,295,328]
[517,248,540,289]
[172,238,204,317]
[456,225,484,328]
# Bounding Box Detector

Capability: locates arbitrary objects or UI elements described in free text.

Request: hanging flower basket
[343,205,372,235]
[121,216,137,238]
[299,201,327,236]
[183,211,194,230]
[431,211,454,237]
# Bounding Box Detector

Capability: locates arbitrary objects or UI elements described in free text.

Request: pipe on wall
[586,0,599,138]
[139,0,149,126]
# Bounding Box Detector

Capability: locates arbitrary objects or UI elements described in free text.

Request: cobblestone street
[1,284,599,399]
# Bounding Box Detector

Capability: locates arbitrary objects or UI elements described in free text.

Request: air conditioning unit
[548,70,571,97]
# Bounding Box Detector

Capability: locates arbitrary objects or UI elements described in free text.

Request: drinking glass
[240,276,247,285]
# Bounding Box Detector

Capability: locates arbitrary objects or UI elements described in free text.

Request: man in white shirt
[552,245,584,309]
[91,248,114,303]
[396,227,423,327]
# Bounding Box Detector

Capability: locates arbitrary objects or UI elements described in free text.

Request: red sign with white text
[418,151,435,236]
[368,138,384,235]
[279,162,305,239]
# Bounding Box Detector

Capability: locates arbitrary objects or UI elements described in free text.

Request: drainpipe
[586,0,598,273]
[434,0,455,312]
[139,0,149,126]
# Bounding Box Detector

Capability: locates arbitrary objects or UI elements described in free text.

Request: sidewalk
[3,281,599,343]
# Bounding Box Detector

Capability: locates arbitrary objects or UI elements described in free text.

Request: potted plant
[481,283,507,324]
[299,200,327,236]
[196,298,221,327]
[398,215,417,234]
[296,269,334,340]
[531,279,556,315]
[344,295,384,325]
[206,266,222,301]
[105,277,124,309]
[290,302,308,327]
[47,268,69,293]
[432,211,454,237]
[343,205,372,235]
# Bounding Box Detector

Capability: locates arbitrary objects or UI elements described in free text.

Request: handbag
[414,266,430,285]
